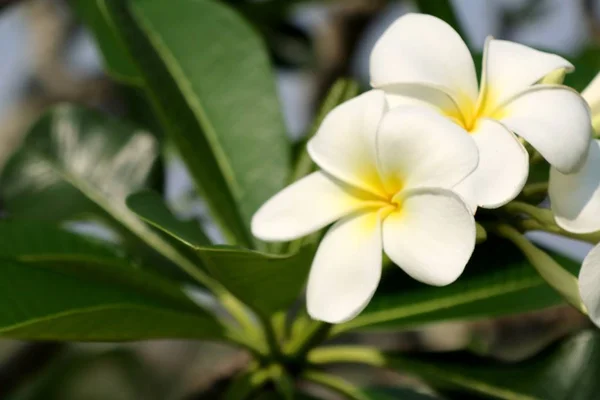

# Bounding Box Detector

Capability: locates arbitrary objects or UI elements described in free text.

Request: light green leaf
[71,0,142,84]
[334,237,580,334]
[197,246,314,316]
[387,330,600,400]
[0,222,223,341]
[126,190,210,248]
[106,0,291,247]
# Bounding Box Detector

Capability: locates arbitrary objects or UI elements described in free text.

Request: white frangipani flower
[550,73,600,233]
[579,243,600,327]
[252,90,478,323]
[370,13,592,210]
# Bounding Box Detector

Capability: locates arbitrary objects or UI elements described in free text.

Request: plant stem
[307,346,386,367]
[302,370,370,400]
[286,320,332,359]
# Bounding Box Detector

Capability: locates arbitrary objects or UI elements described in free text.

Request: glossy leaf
[334,237,580,334]
[107,0,291,247]
[71,0,141,84]
[126,190,210,248]
[388,330,600,400]
[0,222,223,341]
[197,246,315,316]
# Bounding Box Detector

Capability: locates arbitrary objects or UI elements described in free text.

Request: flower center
[445,88,505,133]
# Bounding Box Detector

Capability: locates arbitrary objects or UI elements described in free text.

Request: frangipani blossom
[579,243,600,327]
[252,90,477,323]
[370,13,592,210]
[550,73,600,233]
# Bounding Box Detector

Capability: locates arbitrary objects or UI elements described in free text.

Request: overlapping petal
[579,244,600,327]
[376,106,479,195]
[480,39,573,111]
[383,188,475,286]
[251,171,381,242]
[306,210,385,323]
[550,140,600,233]
[500,85,592,174]
[308,90,388,196]
[453,119,529,209]
[370,13,478,104]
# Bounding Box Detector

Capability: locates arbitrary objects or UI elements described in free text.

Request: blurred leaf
[106,0,291,247]
[334,237,580,334]
[387,330,600,400]
[0,104,204,282]
[126,190,210,248]
[564,47,600,92]
[197,246,314,316]
[71,0,142,84]
[0,222,223,341]
[364,387,441,400]
[1,104,159,224]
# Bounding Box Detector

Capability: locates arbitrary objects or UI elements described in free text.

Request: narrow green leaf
[386,330,600,400]
[197,246,315,316]
[0,223,224,341]
[334,237,580,334]
[303,371,370,400]
[495,224,586,314]
[107,0,291,247]
[70,0,142,84]
[126,190,211,247]
[364,387,441,400]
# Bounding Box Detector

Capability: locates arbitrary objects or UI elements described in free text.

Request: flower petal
[306,210,384,323]
[550,140,600,234]
[500,85,592,174]
[481,39,573,110]
[370,13,478,104]
[579,244,600,327]
[251,171,380,242]
[308,90,388,196]
[383,83,464,122]
[583,72,600,114]
[376,106,478,194]
[383,188,475,286]
[454,119,529,209]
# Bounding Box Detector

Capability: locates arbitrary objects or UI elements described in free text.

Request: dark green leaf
[334,237,580,334]
[107,0,291,247]
[71,0,142,84]
[387,330,600,400]
[126,190,210,248]
[0,104,206,283]
[198,246,315,316]
[365,387,441,400]
[0,222,223,341]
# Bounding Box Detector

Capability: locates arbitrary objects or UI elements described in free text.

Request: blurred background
[0,0,598,398]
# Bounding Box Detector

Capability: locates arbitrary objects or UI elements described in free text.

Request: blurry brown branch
[0,342,66,398]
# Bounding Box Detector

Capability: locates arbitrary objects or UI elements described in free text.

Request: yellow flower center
[445,88,507,133]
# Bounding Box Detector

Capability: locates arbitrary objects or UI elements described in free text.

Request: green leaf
[126,190,210,248]
[0,104,214,287]
[126,189,314,316]
[364,387,441,400]
[197,246,314,316]
[0,222,224,341]
[334,236,580,334]
[106,0,291,247]
[387,330,600,400]
[71,0,142,84]
[1,104,160,224]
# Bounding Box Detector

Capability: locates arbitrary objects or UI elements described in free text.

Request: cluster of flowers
[252,14,600,324]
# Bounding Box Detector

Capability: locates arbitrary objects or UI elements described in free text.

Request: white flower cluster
[252,14,598,324]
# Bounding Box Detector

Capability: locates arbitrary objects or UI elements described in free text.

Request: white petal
[383,188,476,286]
[376,106,478,194]
[580,244,600,327]
[550,140,600,233]
[481,39,573,110]
[308,90,388,196]
[306,210,384,323]
[452,179,479,214]
[582,72,600,111]
[251,171,380,242]
[370,13,478,104]
[500,85,592,174]
[457,119,529,209]
[383,83,463,119]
